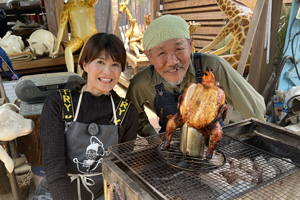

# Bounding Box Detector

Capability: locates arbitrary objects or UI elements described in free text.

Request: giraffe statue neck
[124,7,133,21]
[217,0,252,20]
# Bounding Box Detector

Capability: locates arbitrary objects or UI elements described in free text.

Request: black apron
[152,53,203,132]
[32,87,118,200]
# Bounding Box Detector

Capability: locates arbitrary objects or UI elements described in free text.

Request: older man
[126,15,266,137]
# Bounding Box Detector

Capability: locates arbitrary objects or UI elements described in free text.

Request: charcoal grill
[102,118,300,200]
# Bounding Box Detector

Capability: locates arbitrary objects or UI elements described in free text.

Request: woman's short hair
[79,33,127,72]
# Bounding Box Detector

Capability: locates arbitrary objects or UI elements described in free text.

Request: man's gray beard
[164,73,186,86]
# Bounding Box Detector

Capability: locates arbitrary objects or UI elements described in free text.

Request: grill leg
[104,178,109,200]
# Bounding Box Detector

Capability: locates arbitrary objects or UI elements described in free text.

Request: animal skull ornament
[27,29,57,59]
[0,32,24,55]
[164,67,228,159]
[0,103,35,173]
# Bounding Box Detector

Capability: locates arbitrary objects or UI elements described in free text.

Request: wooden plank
[44,0,68,41]
[164,0,183,3]
[225,0,266,124]
[194,26,224,35]
[164,0,217,10]
[111,0,119,36]
[247,1,268,90]
[249,0,283,94]
[192,21,227,26]
[194,39,216,48]
[193,35,216,40]
[163,5,221,14]
[236,0,266,75]
[1,54,77,72]
[151,0,160,21]
[283,0,292,3]
[0,74,7,100]
[175,12,227,21]
[95,1,111,33]
[126,52,150,67]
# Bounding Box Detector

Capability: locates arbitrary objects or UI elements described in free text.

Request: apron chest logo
[73,136,110,173]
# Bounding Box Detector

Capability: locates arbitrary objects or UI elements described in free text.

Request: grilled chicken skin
[164,67,227,159]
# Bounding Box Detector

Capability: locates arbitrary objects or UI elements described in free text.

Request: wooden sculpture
[51,0,98,75]
[144,15,151,30]
[119,0,144,58]
[189,21,201,53]
[198,0,255,74]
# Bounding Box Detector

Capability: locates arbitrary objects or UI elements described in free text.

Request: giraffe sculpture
[189,21,201,53]
[119,0,144,58]
[144,15,151,30]
[198,0,256,74]
[52,0,98,75]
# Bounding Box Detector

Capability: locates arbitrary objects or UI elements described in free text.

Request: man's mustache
[164,64,185,73]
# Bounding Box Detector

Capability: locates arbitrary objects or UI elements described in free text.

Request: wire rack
[108,131,300,200]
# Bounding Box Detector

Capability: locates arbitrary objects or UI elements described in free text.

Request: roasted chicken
[164,67,227,159]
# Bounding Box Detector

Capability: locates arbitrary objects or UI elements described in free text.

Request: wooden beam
[164,0,217,10]
[44,0,68,42]
[175,11,227,21]
[237,0,267,75]
[225,0,267,124]
[163,5,221,14]
[258,0,283,93]
[247,1,268,90]
[248,0,283,93]
[151,0,160,21]
[111,0,120,37]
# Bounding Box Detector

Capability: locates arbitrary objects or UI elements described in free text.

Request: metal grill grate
[158,138,226,172]
[108,131,300,200]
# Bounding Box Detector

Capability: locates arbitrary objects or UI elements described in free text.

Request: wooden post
[111,0,120,37]
[0,160,11,194]
[44,0,68,42]
[247,1,269,90]
[225,0,267,124]
[248,0,283,94]
[0,73,11,195]
[151,0,160,21]
[237,0,267,75]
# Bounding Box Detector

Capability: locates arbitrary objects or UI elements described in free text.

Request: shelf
[4,5,42,15]
[1,53,79,76]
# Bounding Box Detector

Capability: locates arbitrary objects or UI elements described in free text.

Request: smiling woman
[32,33,138,200]
[79,33,126,96]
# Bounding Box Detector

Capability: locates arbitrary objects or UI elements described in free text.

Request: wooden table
[126,52,150,75]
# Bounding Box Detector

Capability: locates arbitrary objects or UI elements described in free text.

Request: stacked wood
[163,0,227,52]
